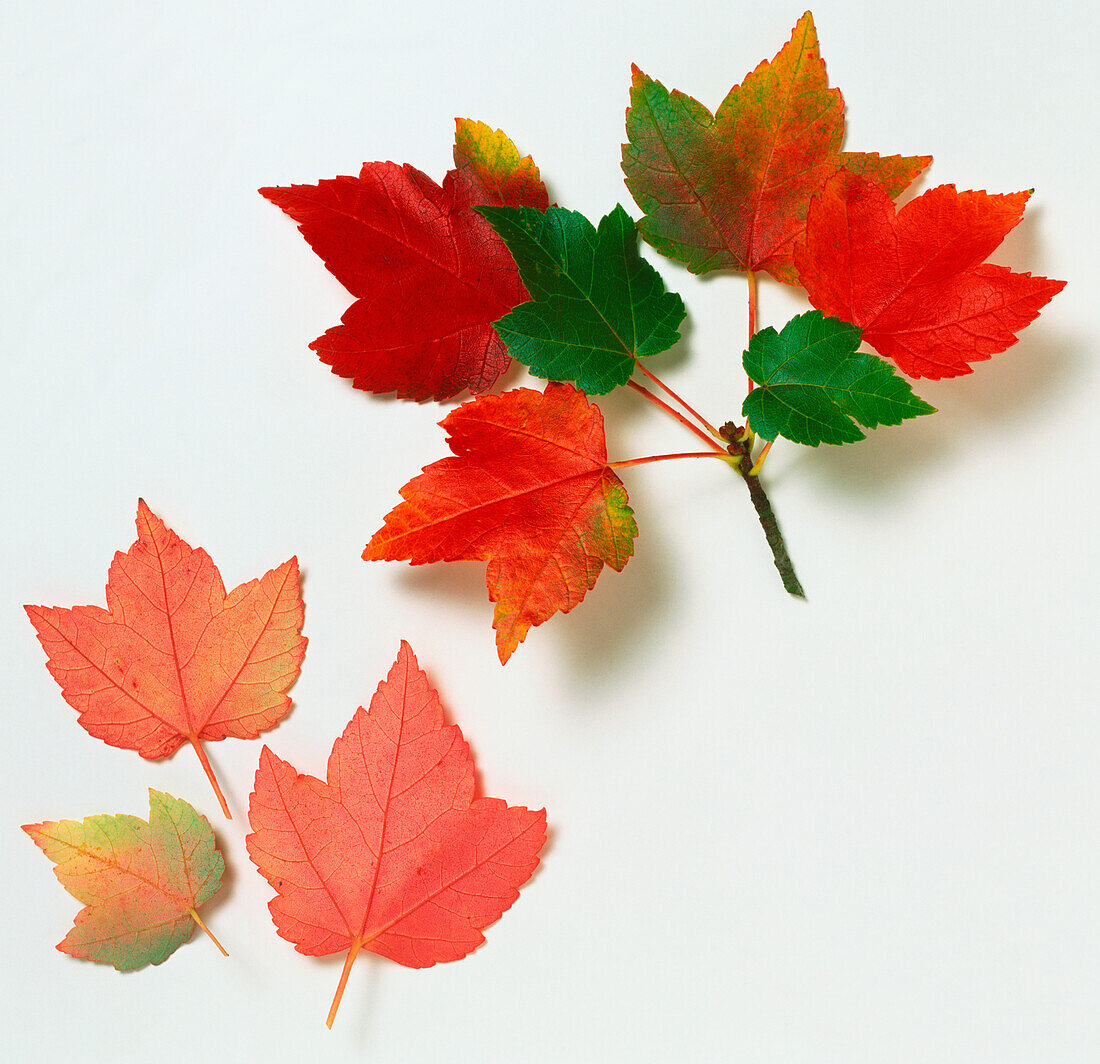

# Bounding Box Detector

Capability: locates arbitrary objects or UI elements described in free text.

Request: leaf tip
[394,639,420,677]
[496,633,517,666]
[135,498,160,534]
[790,10,818,47]
[628,63,653,91]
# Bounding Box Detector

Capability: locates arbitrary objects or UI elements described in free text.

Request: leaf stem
[746,269,757,394]
[610,451,734,470]
[735,448,805,598]
[626,380,727,453]
[634,362,722,438]
[748,438,774,477]
[189,736,231,819]
[327,938,363,1029]
[747,269,757,346]
[188,907,228,956]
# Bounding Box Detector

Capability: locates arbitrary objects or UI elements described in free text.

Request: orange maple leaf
[364,383,638,663]
[25,501,306,818]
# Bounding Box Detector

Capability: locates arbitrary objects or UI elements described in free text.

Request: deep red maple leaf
[25,501,306,818]
[247,641,546,1027]
[262,119,548,401]
[363,383,638,663]
[795,171,1067,378]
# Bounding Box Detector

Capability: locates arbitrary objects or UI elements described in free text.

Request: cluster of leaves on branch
[24,506,543,1026]
[264,10,1064,663]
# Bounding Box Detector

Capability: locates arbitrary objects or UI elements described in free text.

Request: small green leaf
[477,203,686,394]
[742,311,935,446]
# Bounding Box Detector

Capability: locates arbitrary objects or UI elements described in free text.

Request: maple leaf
[261,119,548,401]
[621,11,930,283]
[23,790,226,971]
[742,311,935,446]
[364,383,637,663]
[25,501,306,818]
[247,641,546,1027]
[476,203,686,394]
[795,171,1067,378]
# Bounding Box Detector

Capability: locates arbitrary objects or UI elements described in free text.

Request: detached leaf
[262,119,548,401]
[364,384,637,663]
[478,204,686,394]
[743,311,935,446]
[24,790,225,971]
[247,641,546,1027]
[622,11,929,282]
[796,172,1067,378]
[25,501,306,818]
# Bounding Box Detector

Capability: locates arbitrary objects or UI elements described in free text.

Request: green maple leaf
[476,203,686,394]
[742,311,935,446]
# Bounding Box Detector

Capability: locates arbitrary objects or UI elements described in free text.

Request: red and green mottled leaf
[364,384,637,663]
[795,172,1067,378]
[477,203,686,394]
[247,641,546,1026]
[622,11,929,283]
[24,790,225,971]
[25,501,306,818]
[261,119,548,401]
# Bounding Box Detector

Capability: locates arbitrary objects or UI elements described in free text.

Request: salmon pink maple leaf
[795,171,1067,378]
[364,383,638,663]
[25,501,306,818]
[262,118,548,401]
[246,641,546,1028]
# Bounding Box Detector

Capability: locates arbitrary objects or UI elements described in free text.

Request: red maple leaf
[622,11,930,282]
[25,501,306,818]
[262,119,548,401]
[795,171,1067,378]
[246,641,546,1027]
[364,383,638,663]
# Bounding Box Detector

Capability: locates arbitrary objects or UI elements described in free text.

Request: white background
[3,2,1097,1061]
